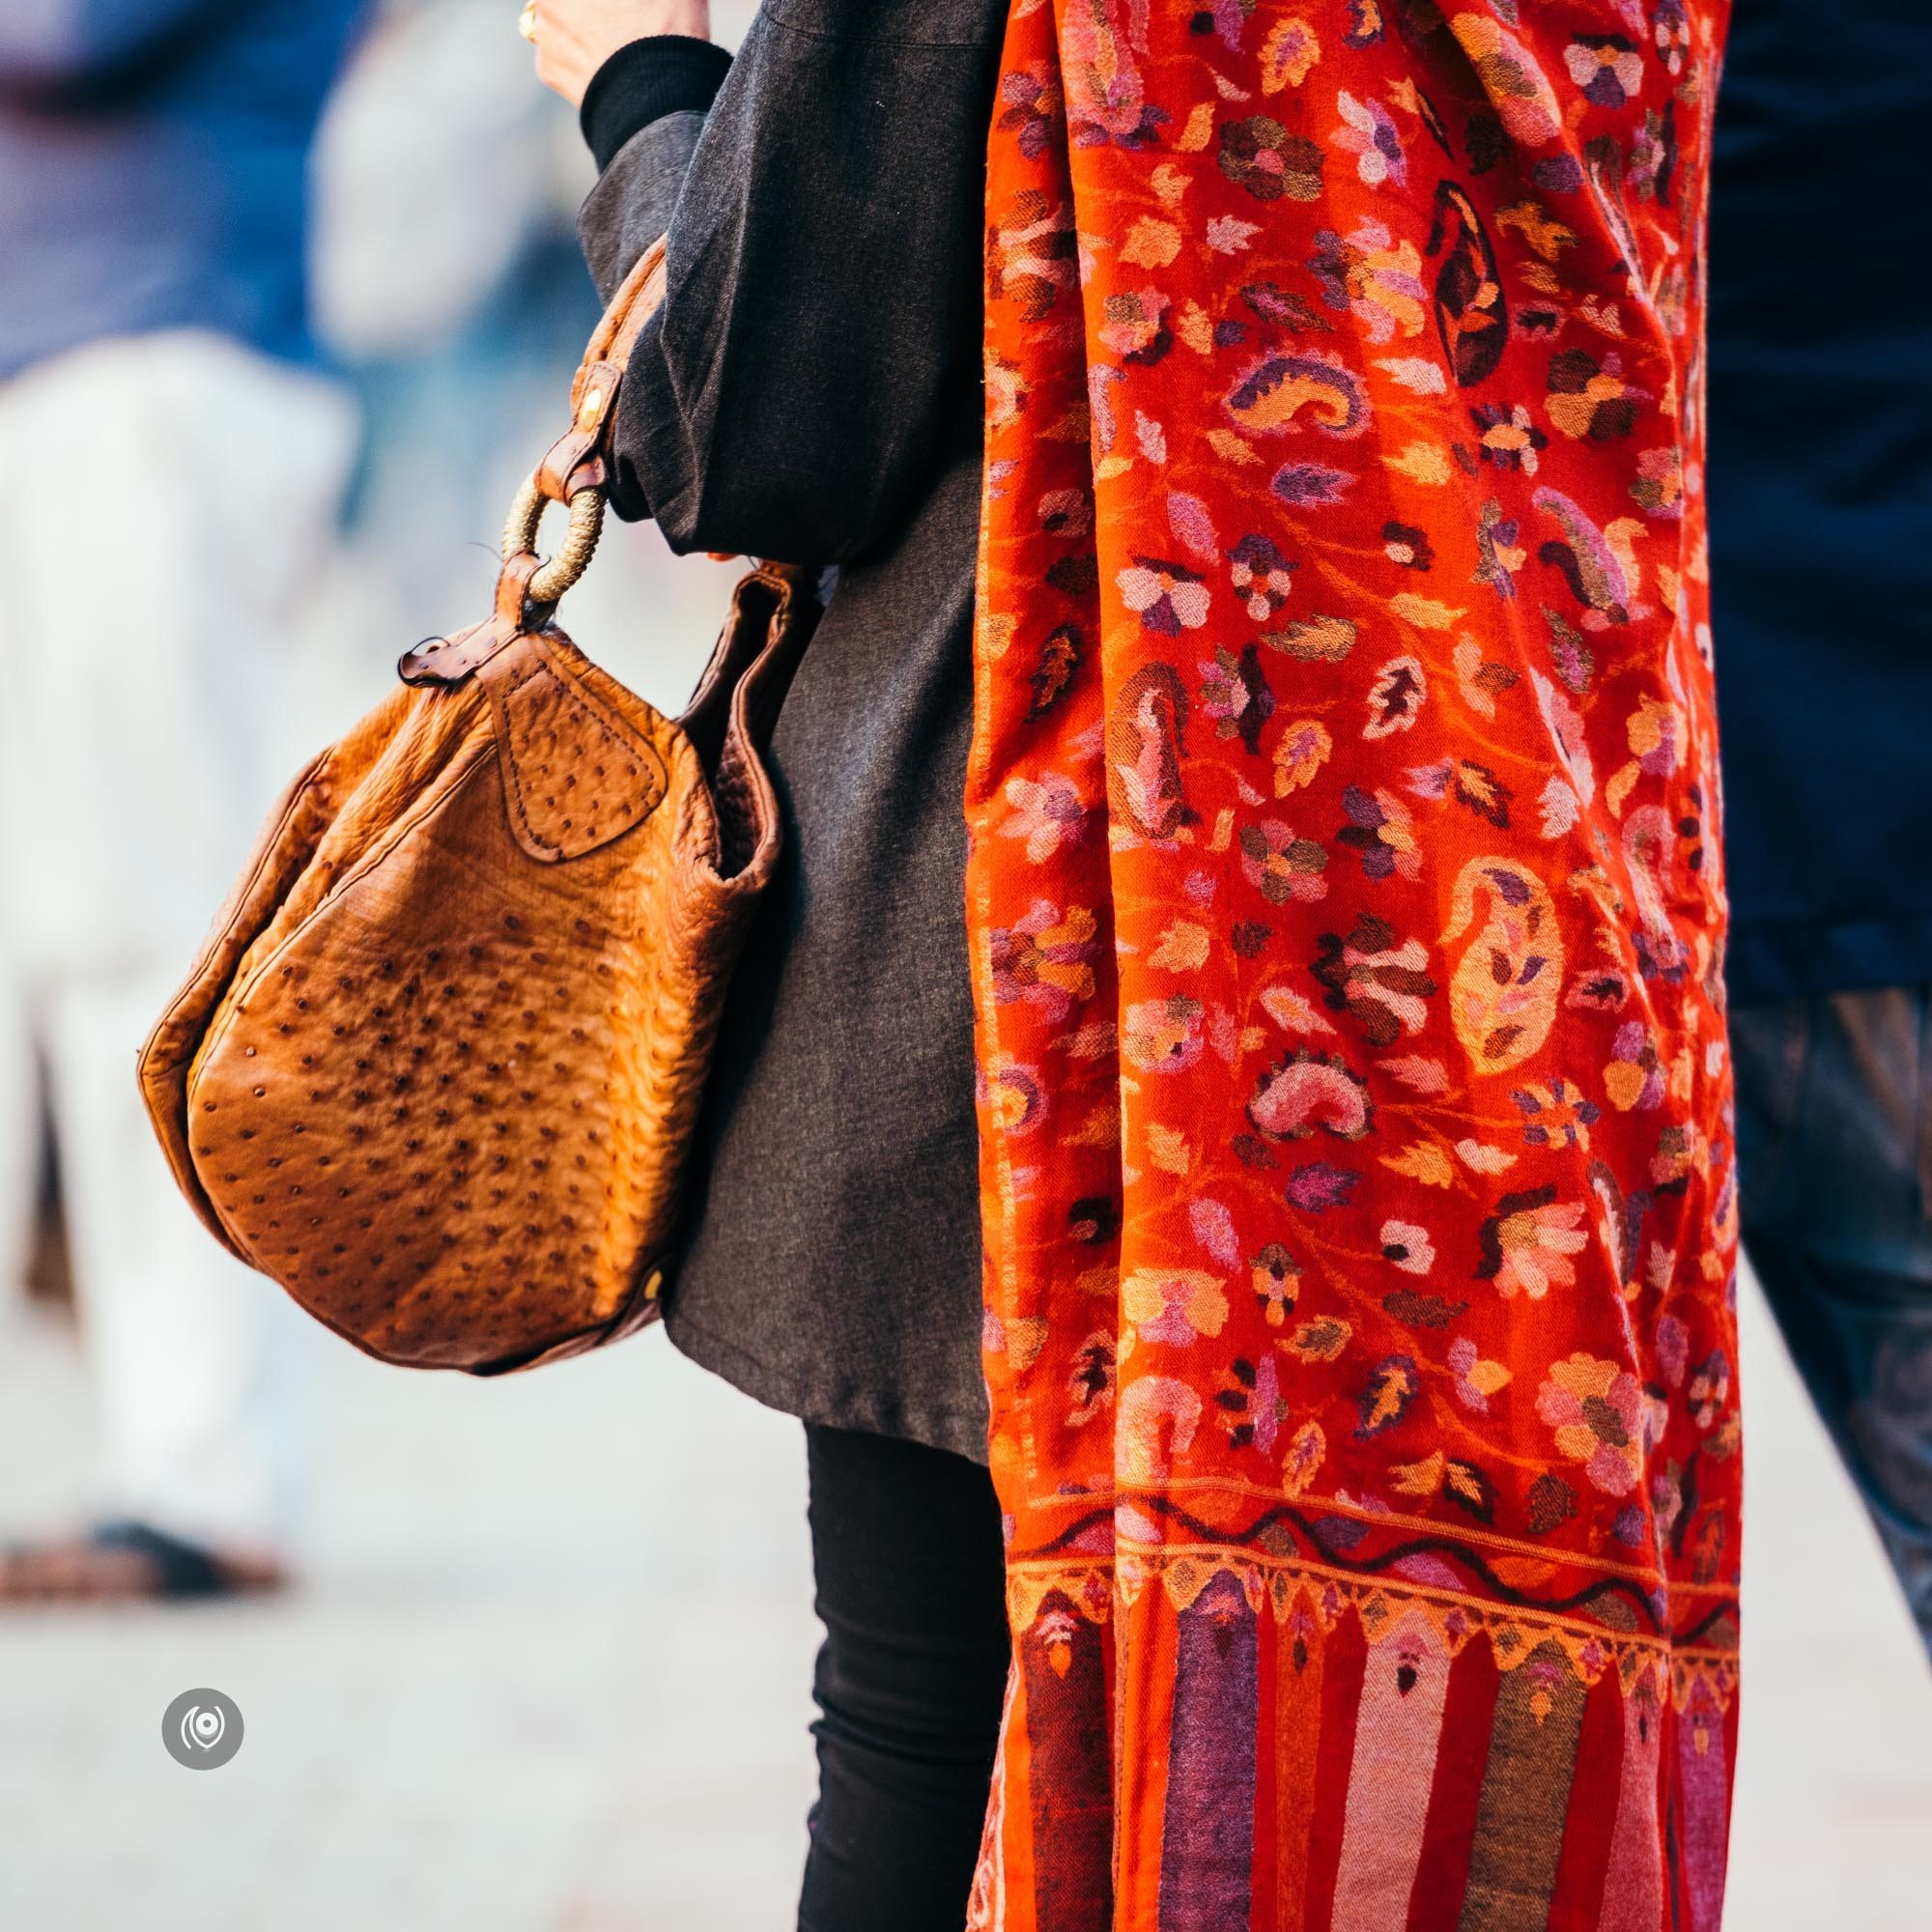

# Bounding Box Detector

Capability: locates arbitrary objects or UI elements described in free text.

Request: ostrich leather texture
[138,242,820,1374]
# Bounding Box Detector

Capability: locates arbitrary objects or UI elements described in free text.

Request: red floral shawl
[964,2,1740,1926]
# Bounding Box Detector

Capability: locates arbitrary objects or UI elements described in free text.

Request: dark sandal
[0,1519,285,1604]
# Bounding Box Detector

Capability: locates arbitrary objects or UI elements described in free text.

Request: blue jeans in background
[1733,988,1932,1659]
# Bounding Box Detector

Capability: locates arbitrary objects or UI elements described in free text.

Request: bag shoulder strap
[574,239,669,414]
[537,238,671,511]
[405,236,818,691]
[499,236,671,613]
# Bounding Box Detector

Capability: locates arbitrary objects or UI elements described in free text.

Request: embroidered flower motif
[1250,1243,1302,1325]
[1688,1350,1731,1430]
[1309,912,1435,1044]
[1631,445,1684,517]
[988,193,1077,326]
[1123,1266,1231,1345]
[1218,117,1323,202]
[1337,784,1422,881]
[1537,1352,1648,1495]
[1510,1078,1600,1151]
[1626,694,1686,776]
[1654,0,1690,74]
[1627,110,1674,204]
[984,1059,1044,1136]
[1449,1337,1513,1413]
[1100,287,1173,364]
[1122,995,1206,1072]
[1546,349,1647,441]
[1119,556,1210,634]
[1563,34,1643,109]
[1239,818,1330,902]
[1476,1186,1590,1299]
[1216,1351,1285,1452]
[1117,1378,1204,1484]
[1309,220,1426,341]
[1342,0,1381,47]
[992,900,1099,1021]
[1473,498,1526,599]
[1471,401,1548,473]
[1199,643,1274,753]
[1333,90,1406,186]
[995,64,1064,159]
[1379,1218,1435,1274]
[1038,487,1093,540]
[1447,16,1563,145]
[1605,1021,1665,1111]
[1000,772,1088,862]
[1228,533,1296,621]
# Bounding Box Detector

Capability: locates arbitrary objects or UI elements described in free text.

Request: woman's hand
[526,0,712,108]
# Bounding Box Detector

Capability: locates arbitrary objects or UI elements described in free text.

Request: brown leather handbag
[139,239,819,1374]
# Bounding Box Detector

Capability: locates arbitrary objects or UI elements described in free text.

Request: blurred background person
[1710,0,1932,1659]
[0,0,366,1601]
[0,0,740,1607]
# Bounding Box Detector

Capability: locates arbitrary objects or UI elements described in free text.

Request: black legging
[798,1423,1010,1932]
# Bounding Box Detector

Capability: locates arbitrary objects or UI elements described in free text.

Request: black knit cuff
[580,36,732,173]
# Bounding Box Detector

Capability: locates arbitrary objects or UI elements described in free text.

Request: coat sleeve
[575,0,1005,568]
[581,112,710,305]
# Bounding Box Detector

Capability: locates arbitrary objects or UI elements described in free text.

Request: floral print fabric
[964,1,1740,1926]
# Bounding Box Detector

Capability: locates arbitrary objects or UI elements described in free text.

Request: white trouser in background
[0,330,357,1557]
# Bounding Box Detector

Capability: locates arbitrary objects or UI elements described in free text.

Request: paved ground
[0,1267,1925,1929]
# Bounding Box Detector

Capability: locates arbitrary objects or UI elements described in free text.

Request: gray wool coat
[575,0,1008,1461]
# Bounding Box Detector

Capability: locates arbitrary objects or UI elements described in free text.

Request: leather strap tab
[535,429,606,505]
[572,239,667,416]
[536,357,627,503]
[397,554,544,687]
[398,617,510,687]
[496,551,543,625]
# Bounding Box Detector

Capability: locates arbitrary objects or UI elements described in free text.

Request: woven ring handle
[503,474,606,605]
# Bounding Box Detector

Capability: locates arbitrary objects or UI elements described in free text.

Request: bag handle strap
[498,237,669,609]
[572,236,668,416]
